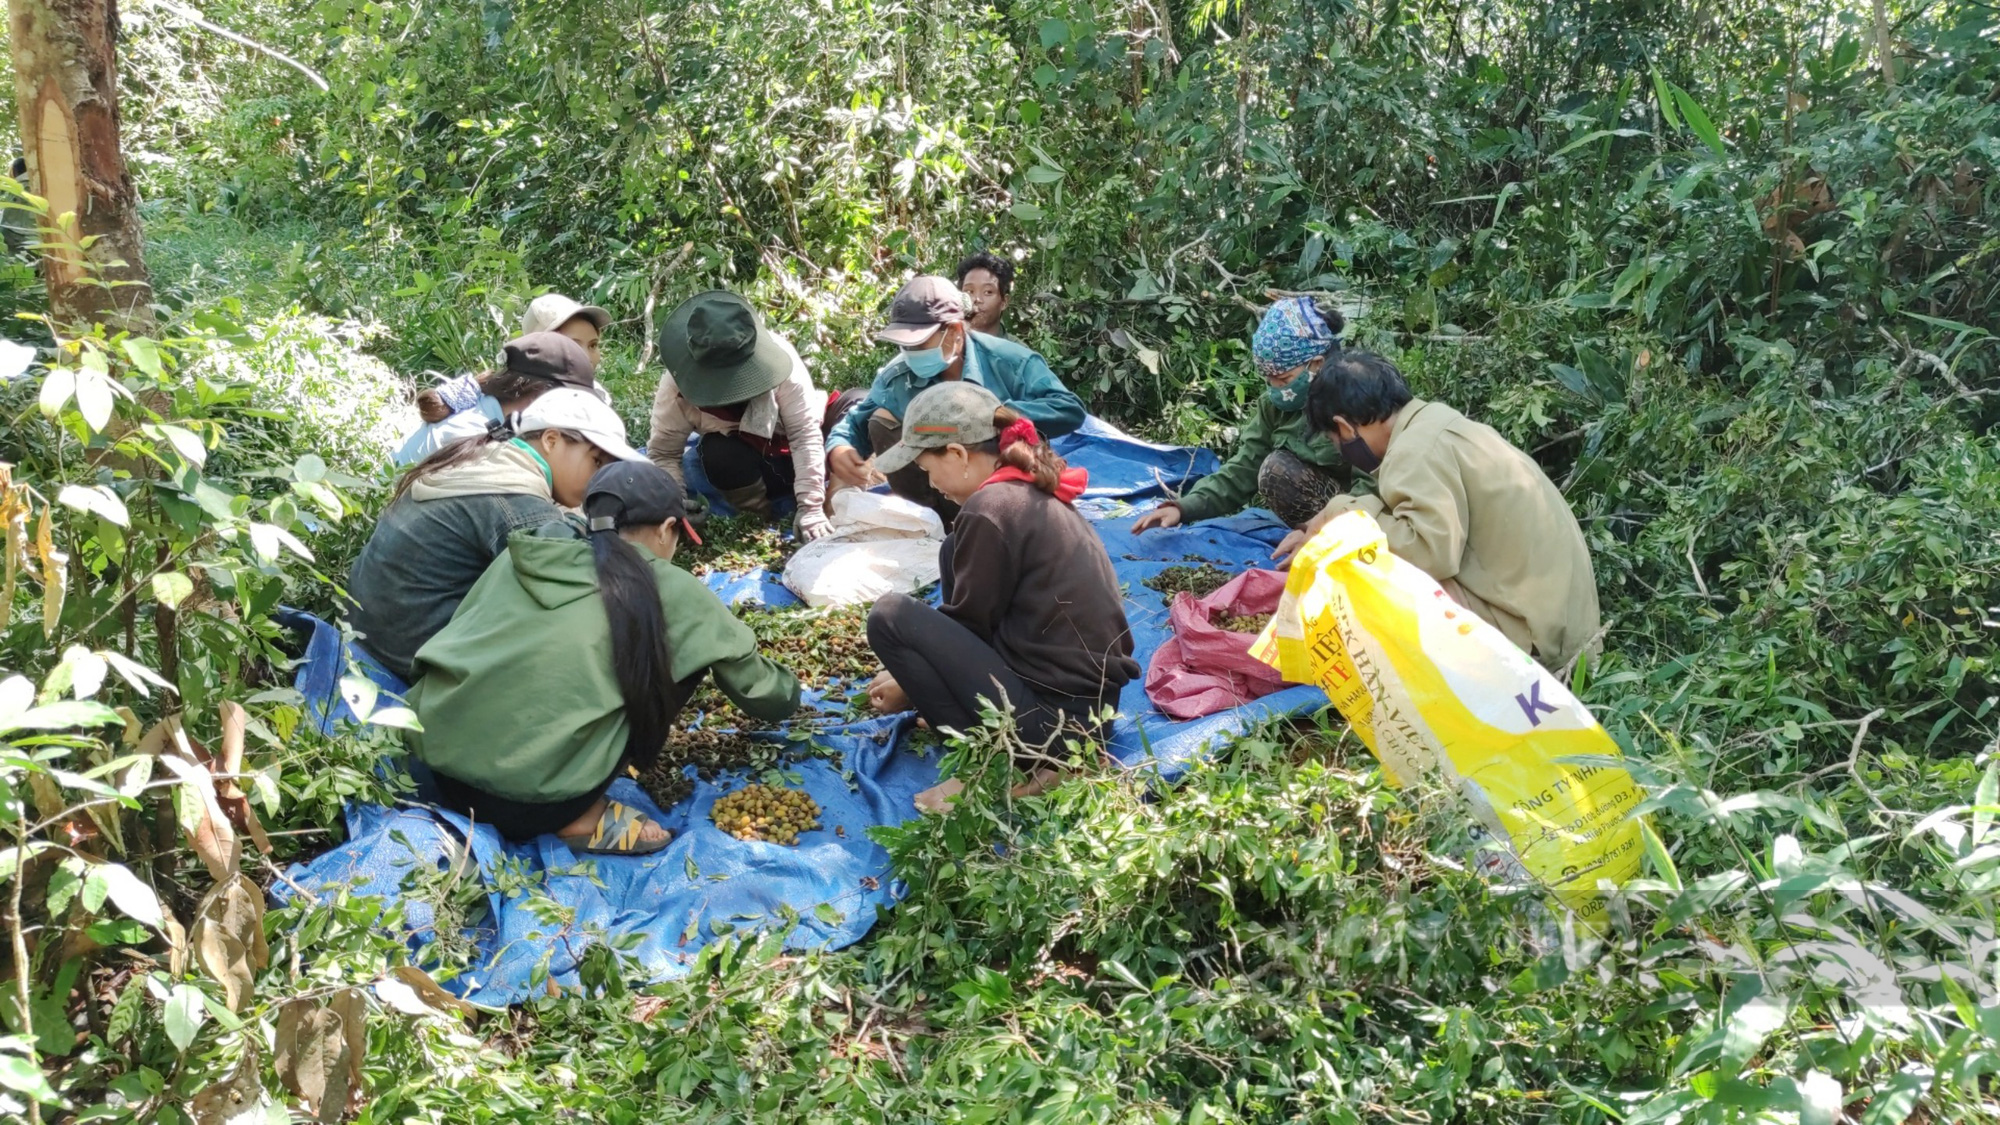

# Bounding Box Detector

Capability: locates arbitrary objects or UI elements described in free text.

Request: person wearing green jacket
[1132,298,1353,534]
[406,462,800,855]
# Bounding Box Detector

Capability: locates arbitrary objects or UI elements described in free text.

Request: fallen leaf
[191,874,268,1012]
[384,965,473,1018]
[35,505,66,637]
[191,1038,270,1125]
[275,1000,356,1122]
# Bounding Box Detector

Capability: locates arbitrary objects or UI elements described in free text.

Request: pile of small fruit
[1143,563,1234,602]
[633,760,694,811]
[1212,610,1273,634]
[710,784,822,845]
[634,725,833,812]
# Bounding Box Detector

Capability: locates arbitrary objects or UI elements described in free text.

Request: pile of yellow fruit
[711,784,822,846]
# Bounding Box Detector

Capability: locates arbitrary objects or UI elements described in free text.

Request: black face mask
[1337,424,1381,473]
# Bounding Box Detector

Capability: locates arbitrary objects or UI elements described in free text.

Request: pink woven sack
[1143,568,1291,720]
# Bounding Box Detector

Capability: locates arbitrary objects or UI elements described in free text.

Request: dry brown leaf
[275,1002,355,1122]
[215,700,270,856]
[36,505,67,637]
[86,708,147,857]
[191,1037,267,1125]
[274,999,305,1075]
[135,714,180,757]
[115,705,141,745]
[26,770,63,820]
[377,965,474,1020]
[218,701,247,773]
[159,724,240,881]
[190,874,268,1012]
[327,987,368,1093]
[162,910,189,978]
[0,467,26,632]
[85,798,126,857]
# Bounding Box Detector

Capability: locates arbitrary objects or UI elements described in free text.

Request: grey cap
[875,275,969,347]
[873,380,1003,474]
[500,331,597,390]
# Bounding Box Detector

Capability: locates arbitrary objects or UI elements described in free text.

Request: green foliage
[0,0,1995,1118]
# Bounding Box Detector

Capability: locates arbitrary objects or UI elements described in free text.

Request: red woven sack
[1143,567,1291,720]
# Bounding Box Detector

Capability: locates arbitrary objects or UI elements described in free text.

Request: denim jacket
[825,332,1085,458]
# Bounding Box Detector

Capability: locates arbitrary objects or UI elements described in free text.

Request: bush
[188,309,413,479]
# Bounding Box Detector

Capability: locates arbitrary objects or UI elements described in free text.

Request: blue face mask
[1266,379,1306,412]
[902,345,950,378]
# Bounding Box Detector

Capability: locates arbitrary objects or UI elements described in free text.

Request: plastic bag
[1251,510,1643,929]
[781,490,945,608]
[1143,568,1291,720]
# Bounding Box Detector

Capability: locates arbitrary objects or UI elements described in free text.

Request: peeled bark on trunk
[7,0,154,336]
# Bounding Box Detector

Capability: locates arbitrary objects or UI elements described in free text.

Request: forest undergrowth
[0,0,1995,1120]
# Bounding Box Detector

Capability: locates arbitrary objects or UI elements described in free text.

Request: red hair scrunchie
[998,417,1039,450]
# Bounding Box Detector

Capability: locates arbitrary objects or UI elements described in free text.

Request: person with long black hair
[405,461,800,853]
[862,381,1138,813]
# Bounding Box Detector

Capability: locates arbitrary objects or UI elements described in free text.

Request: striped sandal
[558,800,673,856]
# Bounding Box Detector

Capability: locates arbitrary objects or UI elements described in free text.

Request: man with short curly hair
[955,251,1015,339]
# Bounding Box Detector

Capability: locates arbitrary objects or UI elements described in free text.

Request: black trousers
[427,672,702,840]
[701,388,867,503]
[430,772,611,841]
[867,591,1108,770]
[699,429,795,495]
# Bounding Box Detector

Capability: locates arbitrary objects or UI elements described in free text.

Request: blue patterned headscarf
[1251,297,1339,378]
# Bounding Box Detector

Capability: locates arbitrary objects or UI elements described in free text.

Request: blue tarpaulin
[283,416,1328,1004]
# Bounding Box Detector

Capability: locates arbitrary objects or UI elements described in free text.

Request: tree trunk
[1873,0,1897,87]
[7,0,154,336]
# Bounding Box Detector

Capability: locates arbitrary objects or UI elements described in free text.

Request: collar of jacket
[406,440,555,503]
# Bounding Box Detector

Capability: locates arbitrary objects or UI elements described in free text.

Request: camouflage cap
[873,380,1003,474]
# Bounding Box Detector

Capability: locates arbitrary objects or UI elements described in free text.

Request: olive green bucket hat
[658,290,793,408]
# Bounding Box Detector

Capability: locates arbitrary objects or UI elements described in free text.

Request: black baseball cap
[501,331,598,391]
[582,462,703,546]
[875,276,968,347]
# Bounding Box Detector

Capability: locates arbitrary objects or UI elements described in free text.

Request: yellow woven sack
[1251,510,1643,928]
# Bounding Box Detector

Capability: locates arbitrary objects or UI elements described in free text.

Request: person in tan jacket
[646,291,835,540]
[1272,349,1602,672]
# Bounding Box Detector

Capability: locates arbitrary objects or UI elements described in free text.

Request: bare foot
[867,670,911,713]
[558,796,670,846]
[1009,768,1063,799]
[914,778,964,814]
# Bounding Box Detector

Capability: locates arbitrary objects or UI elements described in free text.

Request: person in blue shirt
[396,294,613,466]
[826,275,1085,523]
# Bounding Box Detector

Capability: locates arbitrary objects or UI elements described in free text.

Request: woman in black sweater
[864,380,1138,811]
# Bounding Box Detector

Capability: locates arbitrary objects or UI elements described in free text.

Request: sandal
[558,800,673,856]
